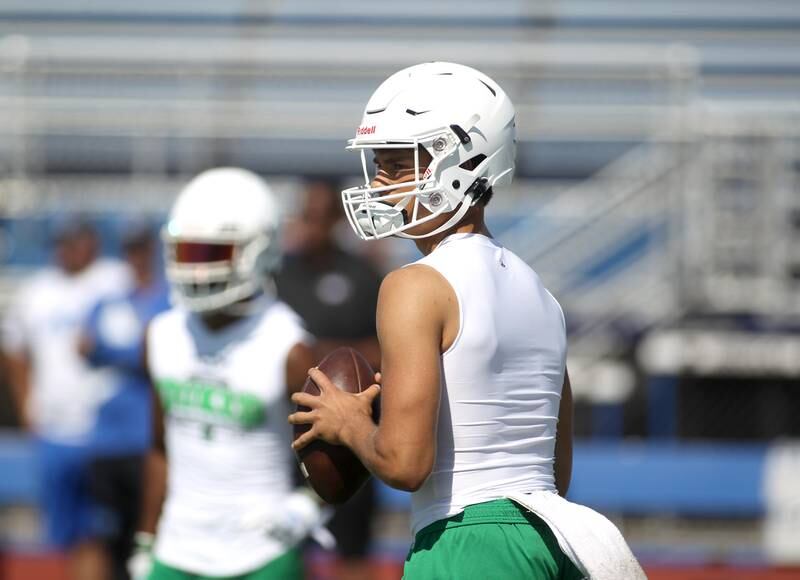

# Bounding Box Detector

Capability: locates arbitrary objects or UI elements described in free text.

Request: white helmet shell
[342,62,516,240]
[163,167,281,313]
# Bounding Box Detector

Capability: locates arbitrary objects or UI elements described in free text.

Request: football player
[290,63,645,579]
[131,168,327,580]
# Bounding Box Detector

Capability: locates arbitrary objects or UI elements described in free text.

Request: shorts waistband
[415,498,547,539]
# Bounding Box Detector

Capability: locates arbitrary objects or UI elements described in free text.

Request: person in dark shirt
[278,178,382,369]
[276,178,382,580]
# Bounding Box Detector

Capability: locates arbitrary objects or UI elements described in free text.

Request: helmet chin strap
[397,195,473,240]
[179,278,274,316]
[221,285,275,316]
[351,178,479,240]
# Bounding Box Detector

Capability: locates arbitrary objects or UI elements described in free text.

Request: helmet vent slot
[459,154,487,171]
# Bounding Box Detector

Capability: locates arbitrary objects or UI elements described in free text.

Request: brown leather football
[293,347,379,504]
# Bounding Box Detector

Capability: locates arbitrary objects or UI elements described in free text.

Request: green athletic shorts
[147,548,303,580]
[404,498,585,580]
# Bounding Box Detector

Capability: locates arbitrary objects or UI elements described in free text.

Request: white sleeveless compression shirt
[410,233,567,535]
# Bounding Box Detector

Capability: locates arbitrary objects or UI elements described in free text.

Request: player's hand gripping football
[289,369,381,451]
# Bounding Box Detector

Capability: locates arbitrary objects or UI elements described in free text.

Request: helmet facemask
[163,231,276,314]
[342,126,488,241]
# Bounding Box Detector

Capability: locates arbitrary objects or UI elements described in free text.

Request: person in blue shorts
[80,221,170,580]
[2,217,131,580]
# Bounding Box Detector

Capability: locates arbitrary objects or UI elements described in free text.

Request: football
[293,347,379,504]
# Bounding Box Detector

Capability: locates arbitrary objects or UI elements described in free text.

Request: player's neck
[135,270,153,290]
[198,291,270,331]
[414,207,490,256]
[199,311,242,332]
[60,259,95,277]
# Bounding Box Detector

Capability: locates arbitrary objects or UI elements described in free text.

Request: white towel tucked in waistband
[506,491,647,580]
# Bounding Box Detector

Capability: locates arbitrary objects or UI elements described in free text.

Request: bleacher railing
[0,33,697,182]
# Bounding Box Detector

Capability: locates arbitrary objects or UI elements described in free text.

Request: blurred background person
[278,178,382,368]
[1,217,131,580]
[79,221,170,580]
[134,168,325,580]
[276,178,383,580]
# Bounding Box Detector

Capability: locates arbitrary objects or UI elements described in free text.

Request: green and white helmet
[163,167,281,313]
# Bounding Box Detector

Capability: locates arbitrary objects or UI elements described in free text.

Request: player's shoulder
[258,298,307,332]
[250,298,313,351]
[92,256,127,272]
[383,263,449,291]
[12,267,64,305]
[504,246,549,288]
[19,266,58,291]
[83,258,133,293]
[378,264,453,316]
[148,306,186,336]
[90,257,131,279]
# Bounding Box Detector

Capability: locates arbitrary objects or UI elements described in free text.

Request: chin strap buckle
[467,177,490,205]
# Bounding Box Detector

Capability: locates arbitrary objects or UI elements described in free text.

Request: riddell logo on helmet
[357,125,376,136]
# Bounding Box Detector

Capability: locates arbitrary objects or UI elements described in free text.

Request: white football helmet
[342,62,516,240]
[163,167,281,313]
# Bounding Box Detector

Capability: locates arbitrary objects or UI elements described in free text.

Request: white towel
[507,491,647,580]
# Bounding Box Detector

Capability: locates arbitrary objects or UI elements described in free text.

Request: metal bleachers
[0,0,794,191]
[0,0,780,177]
[1,0,798,356]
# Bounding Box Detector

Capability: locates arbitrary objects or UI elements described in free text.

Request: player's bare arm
[3,350,32,430]
[285,341,316,396]
[139,399,167,535]
[290,263,458,491]
[138,334,166,536]
[128,341,165,579]
[554,369,574,497]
